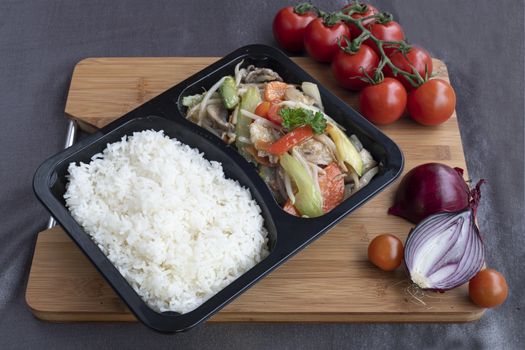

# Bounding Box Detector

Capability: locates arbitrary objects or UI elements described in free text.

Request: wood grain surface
[26,57,484,323]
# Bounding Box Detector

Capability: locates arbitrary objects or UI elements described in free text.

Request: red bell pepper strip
[267,125,313,155]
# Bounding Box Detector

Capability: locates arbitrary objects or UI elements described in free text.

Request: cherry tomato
[331,44,379,91]
[469,269,508,308]
[407,79,456,126]
[342,3,379,38]
[368,234,404,271]
[384,46,433,90]
[304,18,351,63]
[359,78,407,125]
[364,21,405,55]
[273,6,317,53]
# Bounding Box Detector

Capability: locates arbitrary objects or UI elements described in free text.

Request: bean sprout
[198,77,226,126]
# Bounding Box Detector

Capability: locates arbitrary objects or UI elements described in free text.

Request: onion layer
[404,180,485,291]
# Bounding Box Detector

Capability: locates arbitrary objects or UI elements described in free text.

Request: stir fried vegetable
[182,94,204,108]
[236,87,261,161]
[220,76,240,109]
[182,64,379,217]
[318,163,345,212]
[326,123,363,176]
[264,81,289,101]
[267,125,313,155]
[301,82,323,110]
[280,153,323,217]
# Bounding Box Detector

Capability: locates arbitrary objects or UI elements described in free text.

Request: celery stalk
[280,153,323,218]
[326,123,363,176]
[220,76,239,109]
[235,87,261,161]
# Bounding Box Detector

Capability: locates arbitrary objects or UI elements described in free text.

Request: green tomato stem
[338,12,425,87]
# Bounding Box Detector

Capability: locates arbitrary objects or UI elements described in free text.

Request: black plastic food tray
[33,44,404,333]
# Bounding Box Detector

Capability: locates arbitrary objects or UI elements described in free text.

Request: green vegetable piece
[280,153,323,218]
[182,94,204,108]
[219,76,240,109]
[235,87,261,161]
[326,123,363,176]
[280,107,326,134]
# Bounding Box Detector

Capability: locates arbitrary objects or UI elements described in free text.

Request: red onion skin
[388,163,470,224]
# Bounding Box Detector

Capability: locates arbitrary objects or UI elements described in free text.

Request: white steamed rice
[64,130,269,313]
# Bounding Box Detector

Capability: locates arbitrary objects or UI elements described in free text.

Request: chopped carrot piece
[318,163,345,212]
[283,199,300,216]
[264,81,288,102]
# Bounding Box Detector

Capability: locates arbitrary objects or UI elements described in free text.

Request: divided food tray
[33,44,403,332]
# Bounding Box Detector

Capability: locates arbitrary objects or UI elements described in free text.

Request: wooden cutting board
[26,57,484,323]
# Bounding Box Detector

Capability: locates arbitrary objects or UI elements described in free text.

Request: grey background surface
[0,0,523,349]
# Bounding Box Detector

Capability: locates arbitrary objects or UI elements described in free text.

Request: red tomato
[304,18,351,63]
[331,44,379,91]
[469,269,508,308]
[364,21,405,55]
[267,125,313,155]
[341,3,379,38]
[273,6,317,52]
[368,234,404,271]
[384,46,433,90]
[407,79,456,126]
[359,78,407,125]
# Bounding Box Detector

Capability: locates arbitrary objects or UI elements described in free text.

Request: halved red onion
[404,209,484,290]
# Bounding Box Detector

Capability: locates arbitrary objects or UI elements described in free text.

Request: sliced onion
[404,209,484,291]
[349,135,363,152]
[359,166,378,187]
